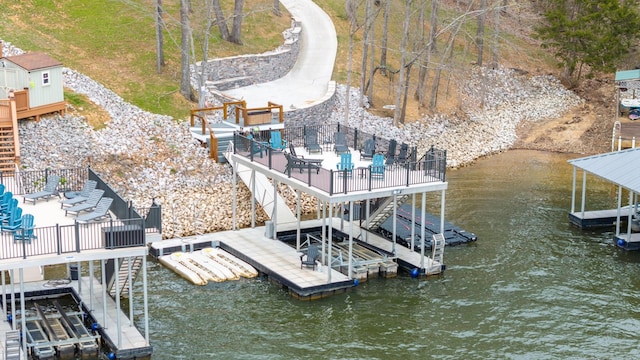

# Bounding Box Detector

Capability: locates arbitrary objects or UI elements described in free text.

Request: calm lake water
[134,150,640,359]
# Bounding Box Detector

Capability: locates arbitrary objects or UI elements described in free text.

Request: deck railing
[232,124,446,195]
[0,167,162,260]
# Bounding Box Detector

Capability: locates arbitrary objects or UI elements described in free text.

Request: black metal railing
[0,167,162,260]
[232,124,447,195]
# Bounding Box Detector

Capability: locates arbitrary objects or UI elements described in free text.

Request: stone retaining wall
[196,19,302,91]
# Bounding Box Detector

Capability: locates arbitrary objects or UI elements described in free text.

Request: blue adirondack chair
[336,153,354,176]
[13,214,36,243]
[0,192,13,212]
[370,153,385,179]
[3,207,23,233]
[269,131,287,151]
[0,198,18,224]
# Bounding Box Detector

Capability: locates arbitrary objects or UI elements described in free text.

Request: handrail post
[75,221,81,253]
[56,224,61,255]
[329,170,334,195]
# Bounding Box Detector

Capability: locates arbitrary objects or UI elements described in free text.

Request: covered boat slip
[568,148,640,249]
[0,273,151,360]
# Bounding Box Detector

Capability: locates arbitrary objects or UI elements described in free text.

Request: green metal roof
[615,69,640,82]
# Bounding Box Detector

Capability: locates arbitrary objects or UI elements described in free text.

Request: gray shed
[0,52,65,120]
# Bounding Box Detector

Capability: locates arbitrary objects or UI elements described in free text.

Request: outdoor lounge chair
[300,244,320,270]
[370,154,385,179]
[60,180,97,209]
[360,138,376,160]
[13,214,36,243]
[0,192,11,212]
[289,144,323,166]
[336,153,354,176]
[304,133,323,154]
[23,175,60,204]
[269,131,287,151]
[65,189,104,216]
[284,152,321,174]
[75,197,113,223]
[333,132,349,154]
[0,198,18,224]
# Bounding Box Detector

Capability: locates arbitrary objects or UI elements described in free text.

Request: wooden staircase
[0,99,20,173]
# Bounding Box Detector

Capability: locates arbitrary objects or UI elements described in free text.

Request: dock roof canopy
[568,148,640,193]
[615,70,640,89]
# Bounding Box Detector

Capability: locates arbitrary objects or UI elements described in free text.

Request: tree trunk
[416,0,438,106]
[360,0,372,108]
[197,0,216,109]
[429,13,464,110]
[230,0,244,45]
[155,0,165,74]
[491,0,500,69]
[380,0,390,76]
[212,0,230,41]
[273,0,281,16]
[179,0,192,100]
[393,0,412,125]
[476,0,486,66]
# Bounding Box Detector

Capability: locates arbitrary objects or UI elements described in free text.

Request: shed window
[42,71,50,86]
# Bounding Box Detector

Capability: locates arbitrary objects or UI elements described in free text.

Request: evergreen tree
[535,0,640,81]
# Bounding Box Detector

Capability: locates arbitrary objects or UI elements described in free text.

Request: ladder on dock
[109,256,143,298]
[0,99,20,173]
[5,330,21,360]
[366,195,411,231]
[431,233,445,271]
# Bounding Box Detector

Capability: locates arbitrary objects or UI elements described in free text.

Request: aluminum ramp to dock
[5,330,21,360]
[232,160,298,226]
[54,301,99,358]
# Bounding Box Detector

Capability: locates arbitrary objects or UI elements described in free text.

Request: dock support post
[365,199,370,242]
[581,171,587,217]
[10,270,15,330]
[296,189,301,251]
[232,160,238,231]
[420,192,426,269]
[19,269,26,358]
[128,257,134,326]
[321,202,326,264]
[101,260,107,328]
[392,194,397,255]
[328,205,333,283]
[272,179,278,239]
[251,169,256,228]
[570,167,576,213]
[627,192,634,236]
[115,258,122,347]
[411,194,416,250]
[77,261,82,294]
[616,186,623,236]
[440,189,446,240]
[348,201,353,278]
[89,261,95,312]
[142,254,150,343]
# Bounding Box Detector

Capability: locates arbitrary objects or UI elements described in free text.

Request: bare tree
[393,0,412,125]
[230,0,244,45]
[476,0,486,66]
[429,10,466,110]
[491,0,501,69]
[344,0,361,125]
[212,0,231,41]
[380,0,390,75]
[179,0,192,100]
[155,0,165,74]
[273,0,281,16]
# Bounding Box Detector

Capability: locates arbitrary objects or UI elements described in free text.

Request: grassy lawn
[1,1,553,123]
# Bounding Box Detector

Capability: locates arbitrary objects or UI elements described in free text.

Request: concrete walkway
[222,0,337,110]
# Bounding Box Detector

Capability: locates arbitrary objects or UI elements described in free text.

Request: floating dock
[377,204,477,249]
[151,219,446,300]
